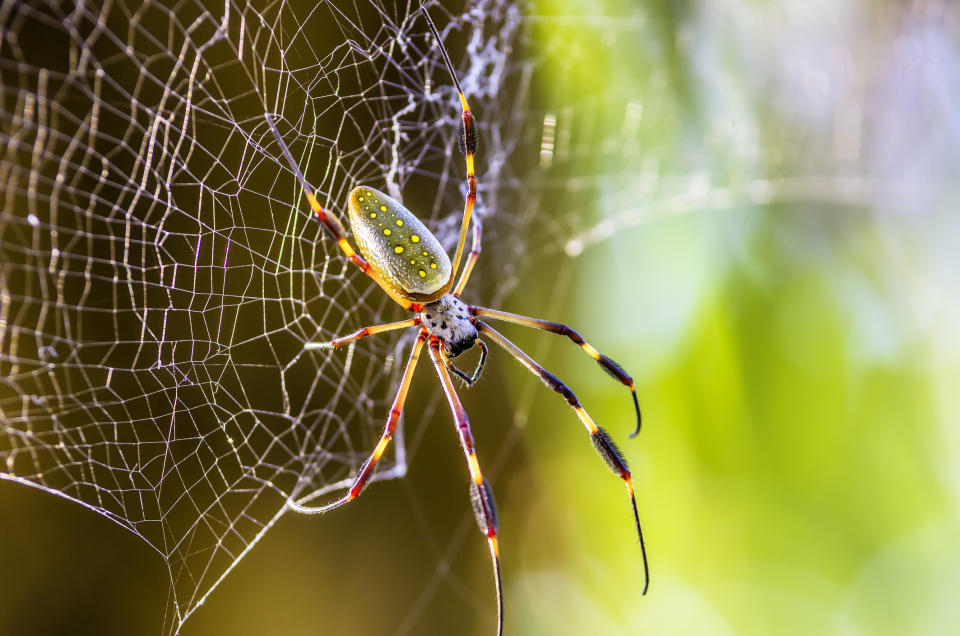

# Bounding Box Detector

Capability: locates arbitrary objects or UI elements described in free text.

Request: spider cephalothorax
[422,294,477,357]
[267,3,648,634]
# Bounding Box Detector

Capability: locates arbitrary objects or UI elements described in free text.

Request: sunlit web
[0,0,530,632]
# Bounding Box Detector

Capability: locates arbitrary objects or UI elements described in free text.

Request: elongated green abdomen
[347,186,452,297]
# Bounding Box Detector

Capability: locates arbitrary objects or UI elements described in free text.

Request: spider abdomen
[347,186,451,297]
[422,294,477,357]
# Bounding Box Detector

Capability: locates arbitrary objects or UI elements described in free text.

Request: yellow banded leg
[289,331,427,514]
[264,113,415,310]
[477,321,649,595]
[472,306,643,437]
[453,213,482,296]
[428,338,504,636]
[304,317,420,350]
[443,149,475,297]
[420,3,478,299]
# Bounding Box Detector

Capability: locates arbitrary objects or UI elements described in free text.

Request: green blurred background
[3,0,959,635]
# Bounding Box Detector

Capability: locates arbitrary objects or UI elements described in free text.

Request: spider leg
[444,338,488,386]
[428,337,503,636]
[476,321,650,595]
[453,213,482,296]
[472,306,643,437]
[420,3,477,298]
[289,331,427,514]
[264,113,416,311]
[304,317,421,350]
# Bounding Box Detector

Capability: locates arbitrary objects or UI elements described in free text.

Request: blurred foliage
[506,0,960,635]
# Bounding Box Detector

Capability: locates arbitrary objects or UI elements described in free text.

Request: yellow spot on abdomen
[411,235,420,243]
[394,246,404,254]
[396,219,404,227]
[430,262,437,269]
[418,270,426,278]
[380,205,387,211]
[383,229,392,236]
[370,212,377,218]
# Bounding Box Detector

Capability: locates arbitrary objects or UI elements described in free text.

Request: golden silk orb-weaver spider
[264,3,648,633]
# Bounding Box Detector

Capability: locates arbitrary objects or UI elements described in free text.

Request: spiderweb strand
[0,0,523,632]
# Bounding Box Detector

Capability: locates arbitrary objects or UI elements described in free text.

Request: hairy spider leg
[476,321,650,595]
[429,338,504,636]
[473,307,643,437]
[445,338,488,386]
[264,112,417,311]
[420,2,477,297]
[304,317,422,349]
[289,331,427,514]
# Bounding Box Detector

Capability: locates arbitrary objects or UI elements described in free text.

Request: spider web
[0,0,531,632]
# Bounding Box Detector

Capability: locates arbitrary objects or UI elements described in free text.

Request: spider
[264,3,648,633]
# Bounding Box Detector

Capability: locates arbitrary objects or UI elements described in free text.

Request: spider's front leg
[419,1,478,300]
[290,331,427,514]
